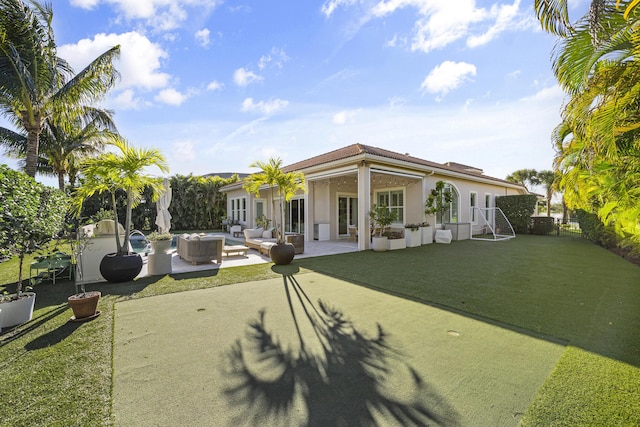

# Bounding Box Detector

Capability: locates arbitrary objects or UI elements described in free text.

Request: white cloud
[241,98,289,115]
[111,88,144,110]
[258,47,290,70]
[155,88,189,106]
[70,0,99,8]
[69,0,222,31]
[172,140,196,162]
[319,0,526,53]
[206,80,223,91]
[58,31,170,91]
[520,85,564,102]
[420,60,477,99]
[195,28,210,47]
[332,110,358,124]
[321,0,357,17]
[233,68,263,87]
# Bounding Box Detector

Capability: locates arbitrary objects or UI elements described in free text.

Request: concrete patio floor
[138,233,359,277]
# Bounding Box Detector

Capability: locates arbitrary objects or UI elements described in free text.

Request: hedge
[496,194,537,234]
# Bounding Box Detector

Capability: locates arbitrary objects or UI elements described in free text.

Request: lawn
[0,235,638,425]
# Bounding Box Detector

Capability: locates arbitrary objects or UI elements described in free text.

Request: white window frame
[254,198,266,227]
[435,183,459,227]
[485,193,492,208]
[470,191,478,224]
[374,187,405,225]
[230,197,246,223]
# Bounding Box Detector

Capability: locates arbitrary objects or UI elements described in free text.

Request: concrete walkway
[113,271,564,426]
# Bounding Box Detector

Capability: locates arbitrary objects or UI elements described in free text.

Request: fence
[529,216,582,238]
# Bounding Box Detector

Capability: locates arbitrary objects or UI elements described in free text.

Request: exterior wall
[223,160,525,245]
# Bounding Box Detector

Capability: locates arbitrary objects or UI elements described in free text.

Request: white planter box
[405,229,421,247]
[0,292,36,329]
[387,238,406,250]
[420,226,433,244]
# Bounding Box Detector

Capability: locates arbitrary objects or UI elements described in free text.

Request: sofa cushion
[189,233,200,240]
[244,228,264,238]
[262,230,272,239]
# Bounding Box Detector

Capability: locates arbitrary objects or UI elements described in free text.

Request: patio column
[305,181,314,242]
[357,162,371,250]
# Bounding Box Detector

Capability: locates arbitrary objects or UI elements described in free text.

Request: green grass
[0,259,280,426]
[296,235,640,425]
[1,235,639,425]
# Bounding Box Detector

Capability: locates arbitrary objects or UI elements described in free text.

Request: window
[470,192,477,223]
[285,197,305,234]
[485,193,492,208]
[230,197,246,222]
[254,199,266,227]
[436,183,459,226]
[376,189,404,223]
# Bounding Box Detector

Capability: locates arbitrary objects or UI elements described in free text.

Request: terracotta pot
[269,242,295,265]
[68,291,101,320]
[99,252,143,283]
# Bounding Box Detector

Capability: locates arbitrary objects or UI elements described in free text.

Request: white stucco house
[220,144,528,250]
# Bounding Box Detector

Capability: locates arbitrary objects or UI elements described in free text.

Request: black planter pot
[269,242,295,265]
[99,252,143,283]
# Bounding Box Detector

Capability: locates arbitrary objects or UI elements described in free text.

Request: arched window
[436,183,459,225]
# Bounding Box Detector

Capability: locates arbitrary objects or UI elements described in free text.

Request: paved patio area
[138,233,359,277]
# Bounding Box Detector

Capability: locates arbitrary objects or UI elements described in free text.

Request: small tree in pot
[368,204,397,252]
[73,138,169,282]
[425,180,453,229]
[243,158,305,265]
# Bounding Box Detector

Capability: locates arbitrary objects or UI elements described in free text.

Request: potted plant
[368,204,397,252]
[243,158,306,265]
[424,180,453,230]
[255,214,271,230]
[0,165,66,329]
[419,221,433,245]
[147,231,173,254]
[425,180,454,244]
[74,138,169,282]
[404,223,421,247]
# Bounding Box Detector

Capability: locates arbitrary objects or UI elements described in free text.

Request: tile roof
[221,143,524,189]
[282,143,444,172]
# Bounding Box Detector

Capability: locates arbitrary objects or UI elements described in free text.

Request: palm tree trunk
[123,190,133,253]
[22,111,43,178]
[58,172,65,191]
[111,191,122,254]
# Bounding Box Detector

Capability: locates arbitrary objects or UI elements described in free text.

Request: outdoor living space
[138,232,359,276]
[1,235,639,426]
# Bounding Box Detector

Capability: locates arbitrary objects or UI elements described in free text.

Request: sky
[1,0,590,188]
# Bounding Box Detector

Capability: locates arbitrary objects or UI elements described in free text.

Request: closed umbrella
[155,178,172,233]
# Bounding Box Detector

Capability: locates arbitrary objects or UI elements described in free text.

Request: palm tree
[243,158,305,244]
[1,107,118,190]
[74,138,169,255]
[0,0,120,178]
[536,170,557,217]
[505,169,539,191]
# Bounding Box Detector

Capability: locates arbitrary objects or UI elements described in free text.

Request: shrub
[0,165,67,292]
[496,194,537,234]
[576,209,618,248]
[530,217,556,235]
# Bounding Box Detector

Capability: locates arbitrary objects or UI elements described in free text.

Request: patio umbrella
[155,178,172,233]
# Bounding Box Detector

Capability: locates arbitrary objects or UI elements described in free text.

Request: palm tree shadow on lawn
[223,265,459,426]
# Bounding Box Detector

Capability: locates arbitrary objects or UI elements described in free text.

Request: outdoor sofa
[177,233,224,264]
[243,227,304,254]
